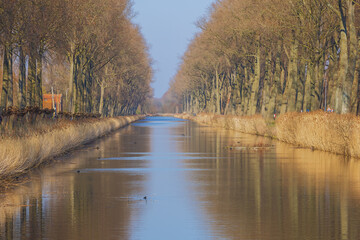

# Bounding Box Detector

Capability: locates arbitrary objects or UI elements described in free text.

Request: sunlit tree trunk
[351,67,358,112]
[304,63,312,111]
[268,71,277,118]
[223,86,232,115]
[243,66,252,115]
[288,37,298,112]
[183,94,186,112]
[184,94,188,112]
[272,48,282,115]
[208,77,215,113]
[35,51,43,108]
[342,0,356,113]
[295,59,305,111]
[215,68,221,114]
[250,42,261,115]
[312,58,321,109]
[85,59,94,113]
[1,44,13,110]
[357,68,360,115]
[281,36,298,113]
[261,51,271,117]
[350,39,360,112]
[99,83,105,116]
[68,43,75,112]
[19,45,26,108]
[109,97,114,117]
[277,63,285,114]
[27,49,36,106]
[237,67,245,115]
[72,52,81,113]
[76,54,85,112]
[335,1,348,113]
[355,39,360,115]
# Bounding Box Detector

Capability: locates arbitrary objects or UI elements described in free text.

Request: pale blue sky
[132,0,214,98]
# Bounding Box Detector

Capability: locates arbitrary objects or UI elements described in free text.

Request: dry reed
[275,111,360,157]
[177,113,275,137]
[0,116,142,179]
[175,111,360,158]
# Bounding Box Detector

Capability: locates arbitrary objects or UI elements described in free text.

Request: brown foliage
[0,0,153,115]
[167,0,360,117]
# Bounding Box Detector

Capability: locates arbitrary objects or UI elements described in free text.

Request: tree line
[0,0,153,116]
[167,0,360,117]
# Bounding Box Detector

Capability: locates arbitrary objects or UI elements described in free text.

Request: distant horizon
[132,0,214,98]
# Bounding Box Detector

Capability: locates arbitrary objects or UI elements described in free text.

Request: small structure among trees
[43,94,62,113]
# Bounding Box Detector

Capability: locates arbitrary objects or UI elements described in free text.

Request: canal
[1,116,360,239]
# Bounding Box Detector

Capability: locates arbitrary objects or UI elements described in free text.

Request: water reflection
[181,121,360,239]
[0,124,151,240]
[1,116,360,239]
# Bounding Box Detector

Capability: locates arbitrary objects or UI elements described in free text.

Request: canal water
[1,116,360,239]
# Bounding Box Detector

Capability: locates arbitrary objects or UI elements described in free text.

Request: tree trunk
[35,51,43,108]
[86,59,94,113]
[277,66,285,113]
[356,39,360,115]
[243,66,251,115]
[270,50,281,117]
[1,44,12,110]
[99,81,105,116]
[215,68,220,114]
[27,49,36,106]
[342,0,356,113]
[250,43,261,115]
[351,68,358,112]
[223,89,232,115]
[72,53,80,113]
[357,67,360,115]
[77,54,85,112]
[304,63,312,111]
[335,1,349,113]
[261,51,271,117]
[68,44,75,112]
[19,45,26,108]
[190,94,193,113]
[75,55,82,112]
[295,59,305,111]
[287,37,298,112]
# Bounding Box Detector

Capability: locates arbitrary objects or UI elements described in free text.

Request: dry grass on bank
[276,111,360,157]
[177,113,276,137]
[0,116,140,179]
[176,111,360,158]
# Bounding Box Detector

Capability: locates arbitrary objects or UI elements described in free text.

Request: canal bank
[0,115,143,185]
[175,112,360,159]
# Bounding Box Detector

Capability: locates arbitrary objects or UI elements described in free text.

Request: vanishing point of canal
[1,116,360,239]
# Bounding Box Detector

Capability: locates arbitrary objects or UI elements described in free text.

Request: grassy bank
[175,111,360,158]
[0,116,142,181]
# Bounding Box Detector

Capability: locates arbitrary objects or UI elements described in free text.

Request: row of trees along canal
[164,0,360,118]
[0,0,153,117]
